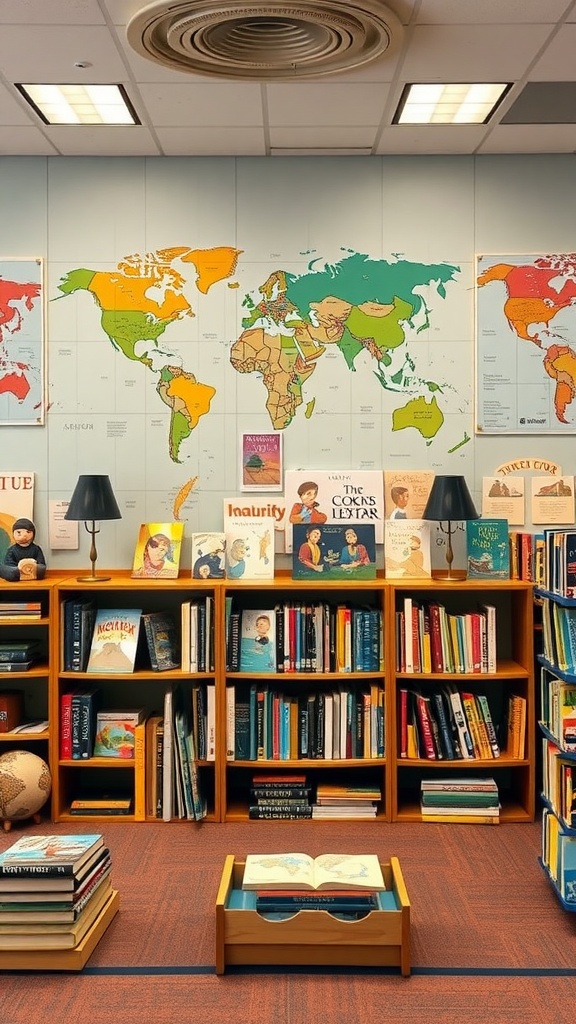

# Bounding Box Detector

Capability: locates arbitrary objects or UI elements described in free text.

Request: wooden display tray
[215,856,410,975]
[0,889,119,972]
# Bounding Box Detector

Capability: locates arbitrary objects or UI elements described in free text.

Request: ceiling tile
[44,125,162,156]
[0,26,130,81]
[267,84,389,126]
[400,24,552,80]
[376,124,486,155]
[270,125,378,148]
[138,83,264,126]
[477,123,576,153]
[0,126,59,155]
[156,126,266,155]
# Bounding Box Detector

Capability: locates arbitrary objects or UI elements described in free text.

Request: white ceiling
[1,0,576,157]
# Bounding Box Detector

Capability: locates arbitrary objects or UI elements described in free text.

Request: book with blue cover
[466,519,510,579]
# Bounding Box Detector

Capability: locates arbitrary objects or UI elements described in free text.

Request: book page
[314,854,386,890]
[242,853,315,890]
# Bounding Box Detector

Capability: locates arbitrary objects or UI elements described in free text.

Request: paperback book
[466,519,510,579]
[224,515,274,579]
[86,609,142,673]
[239,609,277,673]
[0,834,104,873]
[93,709,146,758]
[292,523,376,580]
[384,519,431,578]
[240,431,283,492]
[191,532,226,579]
[131,522,184,579]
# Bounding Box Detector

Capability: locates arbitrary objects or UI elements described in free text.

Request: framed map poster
[240,432,283,492]
[476,253,576,434]
[0,258,45,426]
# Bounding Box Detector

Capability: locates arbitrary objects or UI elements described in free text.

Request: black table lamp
[422,475,479,580]
[64,475,122,582]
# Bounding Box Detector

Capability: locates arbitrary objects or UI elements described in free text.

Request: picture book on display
[284,470,384,554]
[239,609,276,672]
[191,532,226,579]
[131,522,184,578]
[384,470,434,521]
[86,608,141,673]
[223,497,287,553]
[242,853,386,891]
[93,709,146,758]
[466,519,510,579]
[384,519,431,578]
[224,514,274,579]
[292,523,376,580]
[240,432,283,492]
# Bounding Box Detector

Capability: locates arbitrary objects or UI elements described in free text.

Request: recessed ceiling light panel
[16,84,139,125]
[394,83,511,125]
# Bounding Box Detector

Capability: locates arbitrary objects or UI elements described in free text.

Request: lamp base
[75,573,112,583]
[430,568,467,582]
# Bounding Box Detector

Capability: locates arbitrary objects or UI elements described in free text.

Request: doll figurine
[0,518,46,582]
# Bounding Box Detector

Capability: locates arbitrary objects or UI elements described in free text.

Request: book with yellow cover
[131,522,184,579]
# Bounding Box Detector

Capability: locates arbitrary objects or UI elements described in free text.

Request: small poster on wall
[481,476,525,525]
[240,432,283,492]
[531,476,576,525]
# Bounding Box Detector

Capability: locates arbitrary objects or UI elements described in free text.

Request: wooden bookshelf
[0,575,536,826]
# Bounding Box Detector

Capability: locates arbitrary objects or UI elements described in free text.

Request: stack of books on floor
[243,852,387,919]
[249,773,312,819]
[312,783,381,819]
[0,833,115,950]
[420,777,500,825]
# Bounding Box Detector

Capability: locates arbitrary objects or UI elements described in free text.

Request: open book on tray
[242,852,386,891]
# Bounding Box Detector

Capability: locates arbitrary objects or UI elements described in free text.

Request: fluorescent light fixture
[16,83,139,125]
[394,83,511,125]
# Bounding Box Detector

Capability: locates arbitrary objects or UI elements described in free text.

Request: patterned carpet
[2,819,576,1024]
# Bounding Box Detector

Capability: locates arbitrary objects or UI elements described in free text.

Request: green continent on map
[392,395,444,442]
[56,246,241,461]
[231,250,459,440]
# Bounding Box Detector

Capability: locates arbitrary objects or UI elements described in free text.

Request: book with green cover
[466,519,510,579]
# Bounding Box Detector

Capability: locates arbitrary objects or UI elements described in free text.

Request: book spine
[248,807,313,819]
[133,719,146,821]
[60,692,73,759]
[144,617,159,671]
[421,813,499,825]
[71,693,82,759]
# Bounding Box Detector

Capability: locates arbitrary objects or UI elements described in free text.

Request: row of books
[0,640,41,673]
[226,602,384,675]
[420,777,500,825]
[227,684,385,762]
[541,528,576,599]
[399,685,526,761]
[180,597,215,672]
[542,738,576,829]
[62,604,184,674]
[540,667,576,752]
[509,531,545,584]
[396,599,497,674]
[0,834,113,951]
[539,596,576,675]
[542,807,576,906]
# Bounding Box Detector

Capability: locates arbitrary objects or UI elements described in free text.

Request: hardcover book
[0,690,23,732]
[239,609,277,673]
[292,523,376,580]
[141,611,180,671]
[86,609,142,674]
[93,710,146,758]
[242,852,386,891]
[0,641,40,663]
[285,469,384,554]
[466,519,510,579]
[131,522,184,579]
[0,834,104,871]
[191,531,226,579]
[224,515,274,579]
[384,519,431,578]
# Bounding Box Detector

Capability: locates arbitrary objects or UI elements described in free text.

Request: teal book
[466,519,510,579]
[239,609,276,673]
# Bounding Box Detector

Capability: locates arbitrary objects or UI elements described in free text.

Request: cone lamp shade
[64,474,121,582]
[422,475,479,579]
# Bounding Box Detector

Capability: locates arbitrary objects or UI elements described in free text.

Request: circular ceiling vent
[127,0,403,80]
